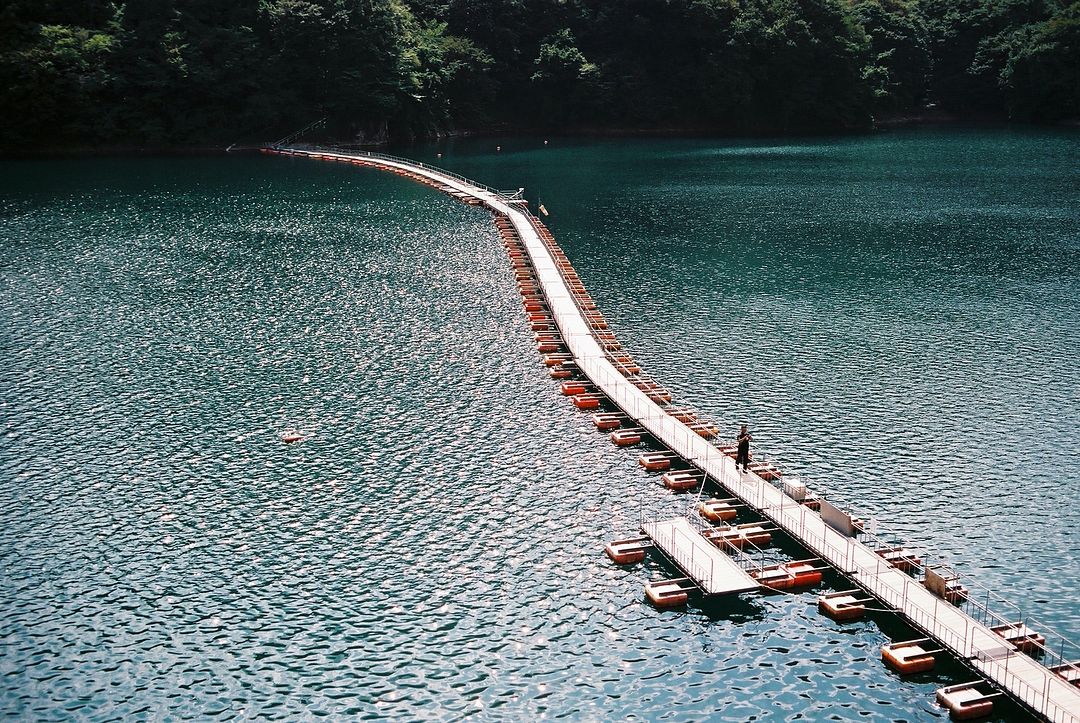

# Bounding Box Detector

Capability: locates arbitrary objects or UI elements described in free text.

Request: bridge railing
[274,143,517,201]
[782,479,1080,717]
[857,559,975,654]
[770,499,858,573]
[641,515,720,591]
[976,650,1080,723]
[737,456,1079,651]
[836,499,1067,635]
[684,511,780,576]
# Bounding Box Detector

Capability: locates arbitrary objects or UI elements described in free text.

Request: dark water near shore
[2,128,1077,720]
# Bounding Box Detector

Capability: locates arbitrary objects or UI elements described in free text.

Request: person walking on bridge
[736,424,752,473]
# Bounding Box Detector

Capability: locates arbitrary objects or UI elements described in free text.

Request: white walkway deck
[641,518,759,595]
[277,146,1080,723]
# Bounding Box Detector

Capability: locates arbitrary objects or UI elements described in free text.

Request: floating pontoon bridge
[263,144,1080,723]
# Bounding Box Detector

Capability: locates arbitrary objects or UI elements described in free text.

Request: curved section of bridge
[264,144,1080,723]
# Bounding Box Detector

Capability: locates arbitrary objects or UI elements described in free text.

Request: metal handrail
[685,511,774,577]
[275,143,516,200]
[271,118,326,148]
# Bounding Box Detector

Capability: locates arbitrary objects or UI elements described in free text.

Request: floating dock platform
[641,518,758,596]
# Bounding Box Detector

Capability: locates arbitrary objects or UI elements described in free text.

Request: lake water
[1,129,1077,720]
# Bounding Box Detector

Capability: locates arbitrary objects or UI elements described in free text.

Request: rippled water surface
[2,129,1077,721]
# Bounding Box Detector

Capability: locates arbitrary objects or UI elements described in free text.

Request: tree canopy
[0,0,1076,148]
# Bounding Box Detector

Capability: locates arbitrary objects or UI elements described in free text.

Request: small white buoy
[544,140,549,145]
[496,145,501,152]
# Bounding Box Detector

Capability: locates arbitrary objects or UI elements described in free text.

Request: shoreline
[2,116,1076,159]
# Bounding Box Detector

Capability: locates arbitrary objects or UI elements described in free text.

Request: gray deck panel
[641,518,760,595]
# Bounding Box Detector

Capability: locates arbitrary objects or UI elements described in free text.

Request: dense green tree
[0,0,119,145]
[999,1,1080,120]
[0,0,1076,150]
[581,0,743,127]
[529,28,599,125]
[849,0,931,113]
[737,0,872,131]
[258,0,417,139]
[922,0,1056,112]
[399,20,494,133]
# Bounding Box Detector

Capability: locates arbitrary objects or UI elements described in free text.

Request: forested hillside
[1,0,1077,149]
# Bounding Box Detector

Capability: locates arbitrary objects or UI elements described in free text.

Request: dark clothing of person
[735,443,749,470]
[736,431,751,471]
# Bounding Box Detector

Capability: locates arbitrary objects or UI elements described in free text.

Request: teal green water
[1,129,1077,720]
